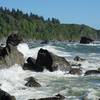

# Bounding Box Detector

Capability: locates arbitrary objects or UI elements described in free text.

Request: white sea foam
[0,43,99,100]
[17,43,71,59]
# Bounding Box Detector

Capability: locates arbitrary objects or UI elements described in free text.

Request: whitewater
[0,41,100,100]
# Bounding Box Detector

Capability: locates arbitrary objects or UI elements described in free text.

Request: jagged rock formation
[0,33,24,68]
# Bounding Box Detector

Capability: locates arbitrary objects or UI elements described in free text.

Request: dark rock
[36,48,53,71]
[0,89,16,100]
[36,48,71,72]
[27,57,36,66]
[29,94,65,100]
[0,33,24,68]
[0,47,8,59]
[23,57,43,72]
[71,63,81,67]
[41,40,49,44]
[25,77,41,87]
[51,53,71,71]
[74,56,85,61]
[23,63,43,72]
[69,68,82,75]
[6,33,22,46]
[84,70,100,76]
[80,36,94,44]
[23,48,71,72]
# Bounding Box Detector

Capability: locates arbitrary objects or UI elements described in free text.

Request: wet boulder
[6,33,22,46]
[29,94,65,100]
[36,48,71,72]
[25,77,41,87]
[69,68,82,75]
[0,33,24,68]
[36,48,53,71]
[27,57,36,66]
[0,89,16,100]
[23,57,43,72]
[84,70,100,76]
[80,36,94,44]
[23,48,71,72]
[74,56,85,61]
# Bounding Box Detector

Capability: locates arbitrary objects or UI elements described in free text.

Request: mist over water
[0,41,100,100]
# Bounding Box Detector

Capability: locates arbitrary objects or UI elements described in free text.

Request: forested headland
[0,7,100,41]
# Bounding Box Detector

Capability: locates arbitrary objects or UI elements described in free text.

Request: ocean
[0,41,100,100]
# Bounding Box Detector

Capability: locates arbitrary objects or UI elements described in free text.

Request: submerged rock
[80,36,94,44]
[0,33,24,68]
[0,89,16,100]
[25,77,41,87]
[74,56,85,61]
[29,94,65,100]
[40,40,49,44]
[69,68,82,75]
[84,70,100,76]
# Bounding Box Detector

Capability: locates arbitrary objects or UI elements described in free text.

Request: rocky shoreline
[0,33,100,100]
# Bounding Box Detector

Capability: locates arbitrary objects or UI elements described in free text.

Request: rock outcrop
[80,36,94,44]
[74,56,85,61]
[69,68,82,75]
[25,77,41,87]
[23,48,71,72]
[0,89,16,100]
[36,48,71,72]
[23,57,43,72]
[0,33,24,68]
[84,70,100,76]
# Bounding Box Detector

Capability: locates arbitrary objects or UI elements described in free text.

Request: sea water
[0,41,100,100]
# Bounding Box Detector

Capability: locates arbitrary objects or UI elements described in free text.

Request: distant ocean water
[0,41,100,100]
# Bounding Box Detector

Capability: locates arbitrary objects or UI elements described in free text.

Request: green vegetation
[0,7,99,41]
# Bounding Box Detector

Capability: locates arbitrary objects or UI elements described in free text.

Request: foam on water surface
[0,42,99,100]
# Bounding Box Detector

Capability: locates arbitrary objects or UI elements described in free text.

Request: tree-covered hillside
[0,7,99,41]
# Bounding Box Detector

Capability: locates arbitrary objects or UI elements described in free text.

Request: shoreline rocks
[0,89,16,100]
[74,56,85,61]
[80,36,94,44]
[25,77,41,87]
[69,68,82,75]
[23,48,71,72]
[84,70,100,76]
[29,94,65,100]
[0,33,24,68]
